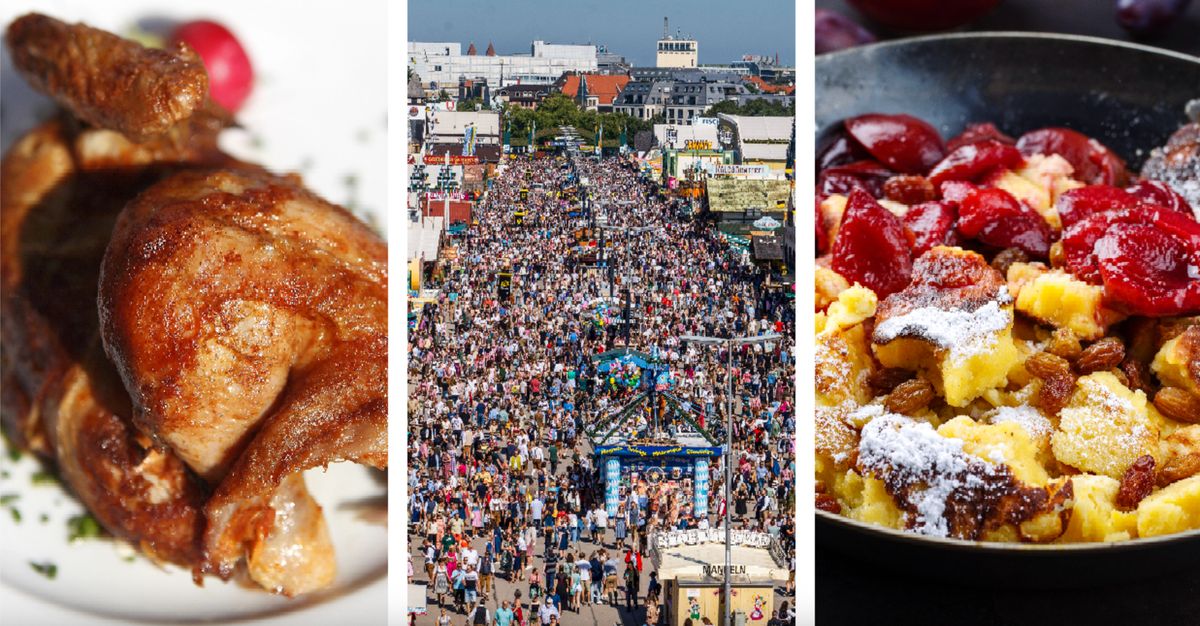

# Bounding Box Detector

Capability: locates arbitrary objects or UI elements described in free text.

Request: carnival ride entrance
[585,348,724,518]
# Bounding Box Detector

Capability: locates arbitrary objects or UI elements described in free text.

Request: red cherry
[947,123,1016,152]
[957,188,1052,257]
[1095,221,1200,316]
[844,114,946,175]
[172,20,254,113]
[1055,185,1139,230]
[903,201,959,255]
[1126,180,1196,217]
[831,188,914,298]
[818,160,894,198]
[928,140,1024,187]
[1016,128,1127,186]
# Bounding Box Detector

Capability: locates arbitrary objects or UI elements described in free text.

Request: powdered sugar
[873,288,1012,367]
[858,413,998,537]
[987,405,1052,441]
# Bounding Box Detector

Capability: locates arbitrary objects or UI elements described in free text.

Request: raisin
[1155,387,1200,424]
[884,378,935,415]
[1026,351,1072,379]
[1036,373,1077,416]
[883,175,936,205]
[868,367,914,394]
[991,247,1031,277]
[1119,359,1156,396]
[1048,241,1067,269]
[1115,455,1156,511]
[1158,454,1200,487]
[1045,328,1083,361]
[1076,337,1126,374]
[816,493,842,514]
[819,160,894,198]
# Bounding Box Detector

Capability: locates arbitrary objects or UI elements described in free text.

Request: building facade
[611,79,675,121]
[664,79,747,125]
[408,40,598,92]
[656,36,698,68]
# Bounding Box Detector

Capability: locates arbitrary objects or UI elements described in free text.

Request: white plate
[0,1,387,623]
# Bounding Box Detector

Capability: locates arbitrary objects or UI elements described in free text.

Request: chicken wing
[6,13,210,142]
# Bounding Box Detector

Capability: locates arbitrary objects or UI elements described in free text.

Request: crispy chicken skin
[3,11,386,597]
[0,119,226,565]
[6,13,210,142]
[99,169,387,594]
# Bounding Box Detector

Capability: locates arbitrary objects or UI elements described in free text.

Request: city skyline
[408,0,795,67]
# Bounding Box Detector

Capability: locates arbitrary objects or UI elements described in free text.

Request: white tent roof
[408,219,442,260]
[720,114,792,141]
[653,123,719,150]
[741,143,789,162]
[427,110,501,139]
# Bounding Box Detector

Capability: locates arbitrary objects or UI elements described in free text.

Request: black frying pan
[816,33,1200,588]
[816,32,1200,171]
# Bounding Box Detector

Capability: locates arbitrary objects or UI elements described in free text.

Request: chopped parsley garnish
[0,493,18,506]
[67,513,103,542]
[31,471,57,486]
[10,507,21,523]
[30,561,57,580]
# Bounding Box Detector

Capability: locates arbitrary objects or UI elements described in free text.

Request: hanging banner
[423,154,479,165]
[463,124,477,157]
[424,191,468,201]
[713,164,771,177]
[595,444,723,458]
[693,458,710,517]
[605,458,621,516]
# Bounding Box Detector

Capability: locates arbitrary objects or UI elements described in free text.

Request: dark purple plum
[1116,0,1193,37]
[816,9,877,54]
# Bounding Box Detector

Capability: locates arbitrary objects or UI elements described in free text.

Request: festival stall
[651,530,789,626]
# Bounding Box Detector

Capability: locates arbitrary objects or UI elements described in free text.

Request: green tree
[703,97,793,117]
[458,97,490,111]
[500,94,655,147]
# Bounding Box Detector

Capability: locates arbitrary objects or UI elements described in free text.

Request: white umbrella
[752,216,781,230]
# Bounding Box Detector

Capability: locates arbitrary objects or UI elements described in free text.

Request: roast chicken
[0,13,386,596]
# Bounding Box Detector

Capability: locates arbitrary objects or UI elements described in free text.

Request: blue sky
[408,0,795,67]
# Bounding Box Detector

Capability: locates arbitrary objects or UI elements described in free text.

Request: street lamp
[679,332,781,624]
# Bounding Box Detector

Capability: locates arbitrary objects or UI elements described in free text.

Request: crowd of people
[407,152,796,625]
